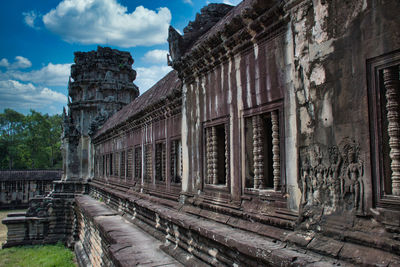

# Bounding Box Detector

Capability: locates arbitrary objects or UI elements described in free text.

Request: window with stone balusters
[368,51,400,205]
[144,144,153,183]
[114,151,120,177]
[204,123,229,186]
[244,109,281,191]
[94,156,98,177]
[134,146,142,181]
[109,153,113,177]
[170,139,182,184]
[155,142,166,182]
[120,150,126,179]
[101,155,105,177]
[126,149,133,179]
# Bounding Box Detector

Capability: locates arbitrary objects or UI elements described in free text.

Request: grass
[0,210,76,266]
[0,242,76,267]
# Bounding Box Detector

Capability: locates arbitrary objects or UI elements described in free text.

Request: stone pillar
[252,115,265,189]
[383,65,400,195]
[206,128,213,184]
[224,124,229,186]
[271,110,280,191]
[211,126,218,185]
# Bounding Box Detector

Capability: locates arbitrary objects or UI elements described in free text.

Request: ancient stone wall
[0,170,61,209]
[92,71,182,201]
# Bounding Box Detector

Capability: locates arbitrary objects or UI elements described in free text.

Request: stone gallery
[3,0,400,266]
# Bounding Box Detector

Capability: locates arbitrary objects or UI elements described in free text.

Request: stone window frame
[155,141,167,184]
[170,137,182,185]
[242,101,285,196]
[134,145,142,183]
[202,116,230,193]
[120,150,126,180]
[367,49,400,209]
[144,144,153,184]
[126,148,133,180]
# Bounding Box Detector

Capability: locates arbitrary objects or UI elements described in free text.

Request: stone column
[211,126,218,185]
[271,110,280,191]
[224,124,229,186]
[206,128,213,184]
[383,65,400,195]
[252,115,265,189]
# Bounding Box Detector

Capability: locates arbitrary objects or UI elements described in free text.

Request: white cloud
[2,62,72,86]
[184,0,193,5]
[207,0,241,5]
[10,56,32,69]
[0,80,67,114]
[142,49,169,64]
[42,0,171,48]
[23,10,39,29]
[0,58,9,68]
[135,65,172,93]
[222,0,242,5]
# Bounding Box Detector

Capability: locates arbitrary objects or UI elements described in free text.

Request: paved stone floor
[77,195,183,267]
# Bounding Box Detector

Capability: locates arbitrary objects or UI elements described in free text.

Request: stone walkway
[76,195,183,267]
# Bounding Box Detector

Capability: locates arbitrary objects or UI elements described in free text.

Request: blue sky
[0,0,240,115]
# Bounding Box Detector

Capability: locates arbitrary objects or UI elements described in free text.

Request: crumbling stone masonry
[3,0,400,266]
[62,46,139,182]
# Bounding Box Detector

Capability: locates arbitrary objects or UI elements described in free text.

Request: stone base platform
[75,195,184,267]
[78,191,350,266]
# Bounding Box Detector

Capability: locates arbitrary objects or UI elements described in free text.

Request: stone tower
[62,46,139,181]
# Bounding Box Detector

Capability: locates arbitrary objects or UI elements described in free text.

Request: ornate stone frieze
[299,138,364,219]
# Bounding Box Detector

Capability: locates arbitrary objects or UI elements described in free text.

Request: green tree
[0,109,63,170]
[0,109,25,169]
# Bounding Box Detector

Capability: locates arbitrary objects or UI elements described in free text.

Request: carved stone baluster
[383,66,400,195]
[162,143,166,181]
[225,124,229,186]
[170,141,176,181]
[180,141,183,180]
[206,128,212,184]
[271,110,280,191]
[211,126,218,185]
[253,115,264,189]
[156,145,161,180]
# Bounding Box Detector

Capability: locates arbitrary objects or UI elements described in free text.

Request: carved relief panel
[299,138,365,217]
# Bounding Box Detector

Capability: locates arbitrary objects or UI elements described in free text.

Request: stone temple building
[3,0,400,266]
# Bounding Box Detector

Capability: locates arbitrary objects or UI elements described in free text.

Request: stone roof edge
[171,0,287,83]
[92,72,182,143]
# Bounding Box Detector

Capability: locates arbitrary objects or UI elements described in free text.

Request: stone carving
[134,147,142,180]
[383,66,400,195]
[252,115,265,189]
[145,145,152,182]
[62,46,139,181]
[271,110,280,191]
[224,124,229,186]
[299,138,364,215]
[26,196,52,218]
[211,126,218,185]
[168,4,233,62]
[206,127,213,184]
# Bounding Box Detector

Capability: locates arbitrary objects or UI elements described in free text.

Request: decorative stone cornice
[170,0,287,84]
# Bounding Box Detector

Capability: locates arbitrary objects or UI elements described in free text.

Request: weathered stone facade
[62,46,139,182]
[3,0,400,266]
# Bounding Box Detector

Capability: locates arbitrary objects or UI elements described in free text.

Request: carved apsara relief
[299,138,364,216]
